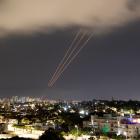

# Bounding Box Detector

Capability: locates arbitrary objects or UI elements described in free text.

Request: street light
[75,125,78,136]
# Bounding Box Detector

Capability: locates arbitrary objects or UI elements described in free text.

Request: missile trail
[48,30,87,87]
[48,30,82,87]
[49,33,93,87]
[48,31,87,87]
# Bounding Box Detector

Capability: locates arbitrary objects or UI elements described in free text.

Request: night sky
[0,20,140,100]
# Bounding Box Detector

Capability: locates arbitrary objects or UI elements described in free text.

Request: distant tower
[91,115,94,126]
[112,97,114,101]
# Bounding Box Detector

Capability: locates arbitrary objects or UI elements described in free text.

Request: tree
[6,136,32,140]
[39,128,65,140]
[61,123,69,132]
[21,118,30,125]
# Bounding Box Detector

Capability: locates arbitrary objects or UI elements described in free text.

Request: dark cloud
[0,0,140,37]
